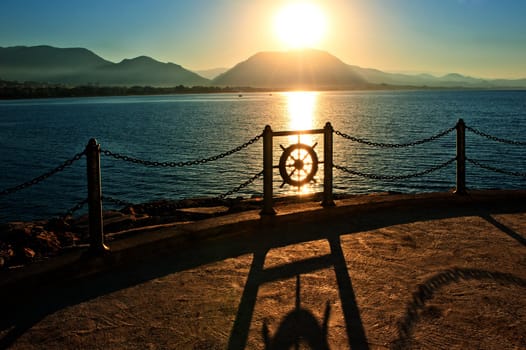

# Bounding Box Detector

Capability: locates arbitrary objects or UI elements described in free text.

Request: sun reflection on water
[280,91,321,195]
[284,91,318,132]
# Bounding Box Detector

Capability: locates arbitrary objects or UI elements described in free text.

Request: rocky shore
[0,194,331,269]
[0,196,268,269]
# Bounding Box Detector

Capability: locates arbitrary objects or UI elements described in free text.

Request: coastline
[2,79,525,100]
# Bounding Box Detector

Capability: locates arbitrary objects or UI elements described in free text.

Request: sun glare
[283,91,319,195]
[274,2,327,49]
[285,90,317,148]
[286,91,317,132]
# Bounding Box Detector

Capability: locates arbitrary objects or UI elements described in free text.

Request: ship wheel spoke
[278,143,319,188]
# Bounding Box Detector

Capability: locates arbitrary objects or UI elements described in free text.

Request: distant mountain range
[1,45,525,89]
[0,46,209,87]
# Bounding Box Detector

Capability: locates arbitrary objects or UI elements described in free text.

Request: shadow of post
[329,236,369,350]
[228,249,268,350]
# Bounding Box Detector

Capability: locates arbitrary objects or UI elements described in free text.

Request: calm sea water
[0,90,525,222]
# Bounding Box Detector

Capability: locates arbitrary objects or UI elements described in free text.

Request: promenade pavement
[1,191,525,349]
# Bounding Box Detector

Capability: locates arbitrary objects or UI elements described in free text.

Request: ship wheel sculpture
[278,142,319,188]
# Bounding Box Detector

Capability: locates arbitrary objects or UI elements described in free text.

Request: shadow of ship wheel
[263,305,331,350]
[263,275,331,350]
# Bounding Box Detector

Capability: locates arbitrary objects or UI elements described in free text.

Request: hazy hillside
[195,67,229,80]
[91,56,210,86]
[0,45,210,87]
[213,49,369,89]
[350,65,526,88]
[1,45,524,90]
[0,45,111,83]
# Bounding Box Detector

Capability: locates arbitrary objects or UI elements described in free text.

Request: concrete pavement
[1,190,525,349]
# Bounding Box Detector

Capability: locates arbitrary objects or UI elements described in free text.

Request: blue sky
[1,0,525,78]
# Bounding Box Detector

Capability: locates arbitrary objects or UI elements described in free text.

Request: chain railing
[334,126,456,148]
[0,150,85,196]
[466,158,526,177]
[61,198,89,219]
[101,170,264,211]
[97,135,265,213]
[218,170,264,200]
[334,158,456,181]
[464,124,526,178]
[2,119,525,256]
[101,133,262,167]
[466,125,526,146]
[333,123,458,190]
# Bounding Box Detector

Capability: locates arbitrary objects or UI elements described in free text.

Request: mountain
[349,66,526,89]
[195,67,229,80]
[0,45,210,87]
[92,56,210,86]
[0,45,111,83]
[1,45,525,89]
[213,49,369,89]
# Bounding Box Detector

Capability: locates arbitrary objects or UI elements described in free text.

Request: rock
[46,217,71,233]
[33,231,61,254]
[23,247,35,260]
[0,222,33,246]
[55,231,79,247]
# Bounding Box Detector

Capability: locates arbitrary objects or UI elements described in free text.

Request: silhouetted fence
[1,119,525,253]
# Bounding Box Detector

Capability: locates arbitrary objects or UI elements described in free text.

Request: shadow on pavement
[262,275,331,350]
[227,236,369,350]
[391,268,526,350]
[480,214,526,246]
[1,193,525,349]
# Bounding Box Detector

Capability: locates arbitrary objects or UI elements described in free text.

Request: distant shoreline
[1,79,525,100]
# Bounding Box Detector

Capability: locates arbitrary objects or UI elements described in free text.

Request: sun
[273,2,327,49]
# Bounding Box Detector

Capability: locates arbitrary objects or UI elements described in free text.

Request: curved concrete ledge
[1,190,526,297]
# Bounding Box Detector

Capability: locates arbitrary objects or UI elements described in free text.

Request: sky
[0,0,525,79]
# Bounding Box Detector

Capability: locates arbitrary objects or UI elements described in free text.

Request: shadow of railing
[480,214,526,246]
[1,193,525,349]
[227,236,369,350]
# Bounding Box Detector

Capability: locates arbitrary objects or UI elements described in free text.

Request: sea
[0,90,525,222]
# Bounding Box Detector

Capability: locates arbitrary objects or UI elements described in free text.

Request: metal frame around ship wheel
[261,122,335,215]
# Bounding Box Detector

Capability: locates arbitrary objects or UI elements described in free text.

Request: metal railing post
[454,119,467,195]
[322,122,335,207]
[261,125,276,215]
[86,138,110,254]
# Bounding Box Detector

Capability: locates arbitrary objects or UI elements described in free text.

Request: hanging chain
[100,171,263,209]
[102,196,135,208]
[100,169,262,212]
[467,158,526,177]
[61,198,88,218]
[465,125,526,146]
[334,126,455,148]
[218,170,264,199]
[101,133,263,167]
[0,151,86,196]
[334,158,456,180]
